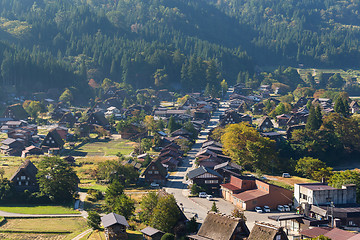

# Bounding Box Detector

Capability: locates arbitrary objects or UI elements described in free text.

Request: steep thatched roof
[191,212,249,240]
[5,103,29,120]
[248,222,288,240]
[10,159,38,182]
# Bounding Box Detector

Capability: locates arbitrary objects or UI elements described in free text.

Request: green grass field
[72,138,136,156]
[1,217,86,232]
[0,204,79,215]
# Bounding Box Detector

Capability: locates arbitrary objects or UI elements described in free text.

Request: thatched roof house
[248,222,288,240]
[188,212,250,240]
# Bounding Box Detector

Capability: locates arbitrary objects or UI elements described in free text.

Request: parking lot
[190,196,295,230]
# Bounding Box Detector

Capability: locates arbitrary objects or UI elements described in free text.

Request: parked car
[277,205,285,212]
[206,195,214,201]
[284,205,291,211]
[255,207,263,213]
[199,192,207,198]
[150,182,159,188]
[282,173,291,178]
[263,206,271,213]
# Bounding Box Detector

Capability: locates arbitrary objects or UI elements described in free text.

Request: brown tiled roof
[300,227,332,238]
[233,189,268,202]
[324,228,357,240]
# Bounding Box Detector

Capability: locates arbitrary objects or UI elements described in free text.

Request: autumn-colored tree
[295,157,327,179]
[221,122,278,172]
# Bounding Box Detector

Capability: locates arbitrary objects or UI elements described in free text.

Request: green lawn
[72,139,136,156]
[0,217,87,233]
[0,204,80,215]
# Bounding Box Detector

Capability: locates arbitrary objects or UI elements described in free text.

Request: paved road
[164,88,295,232]
[165,88,232,222]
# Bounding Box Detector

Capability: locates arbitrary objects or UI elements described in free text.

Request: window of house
[275,235,281,240]
[148,171,152,174]
[46,140,50,144]
[154,171,159,174]
[18,182,21,186]
[25,181,28,186]
[152,166,155,170]
[51,140,55,143]
[21,176,26,180]
[205,180,218,184]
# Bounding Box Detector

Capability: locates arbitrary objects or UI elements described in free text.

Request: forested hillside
[211,0,360,67]
[0,0,360,98]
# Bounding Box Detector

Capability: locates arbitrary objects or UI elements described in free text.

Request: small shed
[141,226,165,240]
[101,213,129,240]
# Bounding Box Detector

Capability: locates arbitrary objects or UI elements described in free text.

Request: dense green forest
[0,0,360,97]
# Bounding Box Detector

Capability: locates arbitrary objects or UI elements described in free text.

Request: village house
[21,145,43,158]
[248,222,288,240]
[294,97,308,109]
[40,128,65,154]
[58,112,77,126]
[141,227,165,240]
[141,159,168,185]
[3,103,29,120]
[188,212,250,240]
[219,110,252,127]
[350,101,360,114]
[101,212,129,240]
[214,161,242,182]
[187,166,224,193]
[257,116,274,131]
[294,182,360,227]
[221,175,293,210]
[10,159,39,192]
[197,155,225,169]
[87,111,110,128]
[160,157,179,171]
[276,114,291,128]
[0,138,25,156]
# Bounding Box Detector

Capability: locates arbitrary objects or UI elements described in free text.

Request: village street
[165,88,293,231]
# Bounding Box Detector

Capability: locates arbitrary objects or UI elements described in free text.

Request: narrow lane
[165,88,232,222]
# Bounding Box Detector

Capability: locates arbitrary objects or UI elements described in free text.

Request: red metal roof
[221,183,241,191]
[233,189,268,202]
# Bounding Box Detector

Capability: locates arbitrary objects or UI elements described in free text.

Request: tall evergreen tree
[306,105,322,131]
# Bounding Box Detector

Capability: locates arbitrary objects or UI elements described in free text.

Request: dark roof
[141,226,164,236]
[193,212,249,240]
[5,103,29,120]
[268,214,304,221]
[1,138,16,145]
[297,182,336,191]
[10,159,38,182]
[258,116,273,128]
[214,161,242,171]
[41,129,65,147]
[142,159,168,178]
[187,166,223,180]
[88,111,109,126]
[101,212,129,228]
[248,222,288,240]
